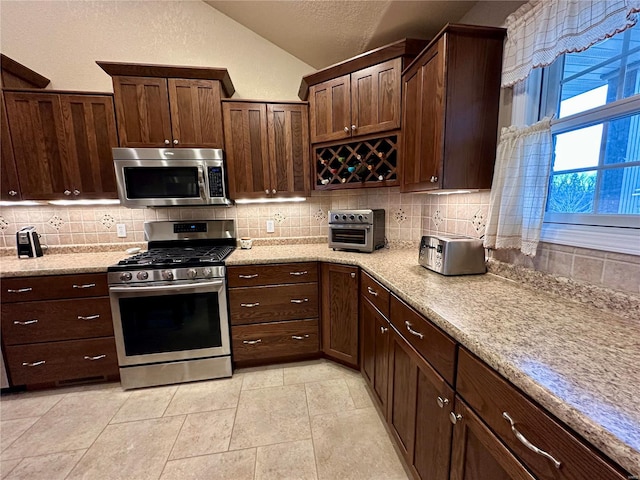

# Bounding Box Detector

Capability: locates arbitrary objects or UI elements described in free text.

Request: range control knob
[358,215,363,221]
[187,268,198,279]
[349,215,355,220]
[162,270,174,281]
[120,272,132,282]
[136,271,148,281]
[202,267,212,277]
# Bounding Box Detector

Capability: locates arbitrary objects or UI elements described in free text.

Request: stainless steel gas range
[107,220,235,390]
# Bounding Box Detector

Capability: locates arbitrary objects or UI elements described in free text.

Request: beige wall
[0,0,313,100]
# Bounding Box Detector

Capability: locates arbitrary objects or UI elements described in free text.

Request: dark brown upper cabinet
[97,62,234,148]
[222,101,310,199]
[400,24,505,193]
[300,39,429,145]
[3,90,118,200]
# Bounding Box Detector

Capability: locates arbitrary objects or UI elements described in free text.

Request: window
[541,23,640,230]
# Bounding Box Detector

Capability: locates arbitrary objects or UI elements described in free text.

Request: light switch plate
[266,220,275,233]
[116,223,127,238]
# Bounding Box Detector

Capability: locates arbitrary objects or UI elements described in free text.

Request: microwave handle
[198,166,207,200]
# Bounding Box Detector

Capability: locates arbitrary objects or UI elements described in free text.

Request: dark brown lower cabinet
[387,327,454,480]
[321,263,359,367]
[360,297,390,413]
[450,398,535,480]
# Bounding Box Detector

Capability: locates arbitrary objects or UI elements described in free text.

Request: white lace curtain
[485,0,640,256]
[502,0,640,87]
[484,119,553,256]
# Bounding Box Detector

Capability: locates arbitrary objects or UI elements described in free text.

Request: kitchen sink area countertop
[1,244,639,476]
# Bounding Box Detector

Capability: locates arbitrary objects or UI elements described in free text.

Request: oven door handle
[109,280,224,294]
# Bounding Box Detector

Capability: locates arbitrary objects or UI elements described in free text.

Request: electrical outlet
[266,220,275,233]
[116,223,127,238]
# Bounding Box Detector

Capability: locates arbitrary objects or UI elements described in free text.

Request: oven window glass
[124,167,199,198]
[119,292,222,356]
[331,228,367,245]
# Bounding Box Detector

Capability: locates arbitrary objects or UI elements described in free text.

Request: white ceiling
[205,1,520,70]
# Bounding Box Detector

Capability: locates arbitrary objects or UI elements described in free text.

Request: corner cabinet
[400,24,505,192]
[321,263,359,367]
[96,62,234,148]
[2,90,119,200]
[222,101,310,199]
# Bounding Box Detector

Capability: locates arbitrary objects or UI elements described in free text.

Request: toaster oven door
[329,224,373,251]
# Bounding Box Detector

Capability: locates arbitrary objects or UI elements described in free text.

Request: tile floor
[0,360,410,480]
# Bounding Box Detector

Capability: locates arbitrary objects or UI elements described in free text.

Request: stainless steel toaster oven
[328,209,385,253]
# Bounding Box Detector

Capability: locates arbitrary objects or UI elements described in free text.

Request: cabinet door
[59,95,118,199]
[387,328,453,480]
[309,75,351,144]
[321,263,359,367]
[351,58,401,137]
[168,79,224,148]
[222,102,270,199]
[1,94,21,200]
[401,39,445,193]
[360,298,390,412]
[4,92,69,199]
[450,398,536,480]
[267,103,310,197]
[112,76,172,147]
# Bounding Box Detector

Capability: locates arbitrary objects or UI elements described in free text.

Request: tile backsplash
[1,188,638,296]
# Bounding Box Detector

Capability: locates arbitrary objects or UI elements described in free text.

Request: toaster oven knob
[162,270,174,281]
[358,215,363,221]
[334,215,339,221]
[136,271,148,281]
[349,215,355,220]
[120,272,132,282]
[187,268,198,279]
[342,215,347,220]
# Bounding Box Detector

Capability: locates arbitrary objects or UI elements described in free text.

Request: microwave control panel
[208,166,225,197]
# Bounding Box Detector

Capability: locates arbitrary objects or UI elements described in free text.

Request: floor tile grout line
[0,414,43,456]
[159,414,188,479]
[303,378,321,480]
[160,386,180,418]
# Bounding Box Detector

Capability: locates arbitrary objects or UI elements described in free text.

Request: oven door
[109,279,230,367]
[329,224,373,251]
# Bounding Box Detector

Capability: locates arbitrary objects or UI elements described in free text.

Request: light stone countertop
[1,244,638,476]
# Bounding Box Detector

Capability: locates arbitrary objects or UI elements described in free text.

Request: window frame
[534,34,640,255]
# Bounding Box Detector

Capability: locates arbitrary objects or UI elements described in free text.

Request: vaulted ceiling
[206,1,521,70]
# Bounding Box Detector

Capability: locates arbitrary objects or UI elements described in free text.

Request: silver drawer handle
[292,335,310,340]
[8,287,33,293]
[243,339,262,345]
[290,298,309,304]
[73,283,96,289]
[405,321,424,339]
[239,274,258,279]
[240,302,260,308]
[22,361,45,367]
[289,271,308,276]
[84,355,106,361]
[367,286,378,297]
[14,319,38,325]
[502,412,561,469]
[78,314,100,321]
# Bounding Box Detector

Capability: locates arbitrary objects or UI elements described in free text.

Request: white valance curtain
[501,0,640,87]
[484,119,553,256]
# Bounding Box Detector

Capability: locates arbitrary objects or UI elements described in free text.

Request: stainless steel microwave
[113,148,232,208]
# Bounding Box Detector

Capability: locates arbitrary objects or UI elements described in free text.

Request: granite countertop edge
[0,245,638,475]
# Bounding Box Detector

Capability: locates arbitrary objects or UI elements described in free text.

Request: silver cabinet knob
[272,189,276,194]
[450,412,463,424]
[437,396,450,408]
[8,190,17,196]
[73,189,80,196]
[380,326,388,334]
[173,139,179,145]
[63,190,71,196]
[430,176,439,183]
[265,189,269,194]
[350,272,356,278]
[351,125,357,131]
[164,139,170,145]
[344,126,350,133]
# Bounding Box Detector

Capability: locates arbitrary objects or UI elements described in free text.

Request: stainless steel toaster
[419,235,486,276]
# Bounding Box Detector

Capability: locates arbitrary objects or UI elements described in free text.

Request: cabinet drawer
[389,294,456,385]
[1,297,114,345]
[229,283,318,325]
[232,319,319,362]
[6,337,118,385]
[2,274,108,303]
[227,263,318,287]
[457,349,628,480]
[360,271,390,317]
